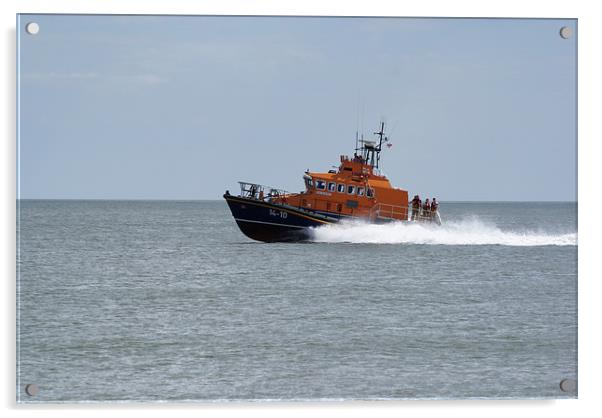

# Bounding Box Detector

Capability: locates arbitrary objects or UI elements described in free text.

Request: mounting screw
[559,378,576,393]
[25,384,39,396]
[559,26,572,39]
[25,22,40,35]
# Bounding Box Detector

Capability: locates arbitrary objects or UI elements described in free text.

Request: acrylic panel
[16,14,577,402]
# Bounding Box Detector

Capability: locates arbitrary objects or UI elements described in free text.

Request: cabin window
[327,182,336,192]
[357,187,365,196]
[347,185,356,195]
[366,188,375,198]
[305,178,314,190]
[316,180,326,190]
[337,183,345,193]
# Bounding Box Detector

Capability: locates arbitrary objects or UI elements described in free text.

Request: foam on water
[310,217,577,246]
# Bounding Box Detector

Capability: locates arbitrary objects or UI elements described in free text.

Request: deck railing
[238,181,291,200]
[370,203,441,224]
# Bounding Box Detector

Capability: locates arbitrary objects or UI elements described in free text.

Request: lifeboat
[223,122,441,242]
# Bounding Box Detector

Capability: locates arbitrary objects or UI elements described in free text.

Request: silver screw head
[559,26,572,39]
[25,22,40,35]
[559,378,576,393]
[25,384,38,396]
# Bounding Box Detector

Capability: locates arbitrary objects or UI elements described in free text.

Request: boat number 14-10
[269,209,288,219]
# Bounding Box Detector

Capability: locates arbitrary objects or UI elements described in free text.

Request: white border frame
[3,1,600,417]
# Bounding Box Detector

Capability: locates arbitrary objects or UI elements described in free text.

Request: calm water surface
[17,200,577,402]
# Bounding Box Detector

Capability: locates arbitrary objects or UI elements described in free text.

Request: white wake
[309,218,577,246]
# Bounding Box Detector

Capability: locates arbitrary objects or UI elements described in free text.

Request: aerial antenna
[373,122,385,169]
[374,122,385,149]
[355,93,360,143]
[361,102,366,143]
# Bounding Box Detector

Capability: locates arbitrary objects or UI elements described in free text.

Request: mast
[373,122,385,169]
[353,122,387,170]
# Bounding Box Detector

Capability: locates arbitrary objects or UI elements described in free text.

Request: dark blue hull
[223,194,337,242]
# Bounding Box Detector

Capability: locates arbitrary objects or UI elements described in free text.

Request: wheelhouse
[240,123,425,221]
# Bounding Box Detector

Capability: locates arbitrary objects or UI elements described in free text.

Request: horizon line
[16,198,578,203]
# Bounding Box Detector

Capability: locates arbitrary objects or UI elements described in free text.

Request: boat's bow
[223,187,336,242]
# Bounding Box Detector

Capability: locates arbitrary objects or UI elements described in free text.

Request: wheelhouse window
[305,178,314,190]
[327,182,336,192]
[347,185,356,195]
[337,183,346,193]
[357,187,365,196]
[316,180,326,190]
[366,188,375,198]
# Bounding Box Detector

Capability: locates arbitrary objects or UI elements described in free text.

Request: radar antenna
[354,122,390,169]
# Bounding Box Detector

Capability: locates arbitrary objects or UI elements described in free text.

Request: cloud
[115,74,168,85]
[21,72,168,85]
[22,72,100,80]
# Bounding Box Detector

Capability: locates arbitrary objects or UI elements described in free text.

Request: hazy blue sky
[18,15,576,200]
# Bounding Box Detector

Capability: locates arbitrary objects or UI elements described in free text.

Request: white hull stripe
[234,218,306,229]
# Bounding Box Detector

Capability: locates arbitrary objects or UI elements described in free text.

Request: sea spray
[309,217,577,246]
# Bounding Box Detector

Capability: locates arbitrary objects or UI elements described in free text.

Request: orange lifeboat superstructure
[224,122,439,242]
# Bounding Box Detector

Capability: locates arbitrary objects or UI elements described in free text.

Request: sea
[16,200,577,402]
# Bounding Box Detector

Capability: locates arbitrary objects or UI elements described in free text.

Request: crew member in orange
[410,195,421,221]
[422,198,431,220]
[430,198,438,218]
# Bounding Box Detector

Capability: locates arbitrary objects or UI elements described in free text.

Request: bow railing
[238,182,290,200]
